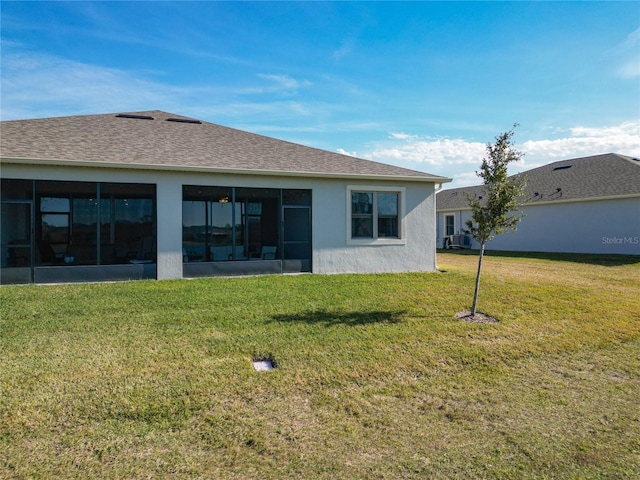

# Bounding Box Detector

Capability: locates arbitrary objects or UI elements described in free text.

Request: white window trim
[346,185,406,246]
[445,213,456,236]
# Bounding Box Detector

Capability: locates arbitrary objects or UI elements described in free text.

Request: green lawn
[2,252,639,479]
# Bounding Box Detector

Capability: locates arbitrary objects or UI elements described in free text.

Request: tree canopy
[463,125,526,317]
[464,126,526,245]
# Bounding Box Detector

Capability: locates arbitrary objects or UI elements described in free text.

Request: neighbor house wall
[438,197,640,255]
[2,163,440,280]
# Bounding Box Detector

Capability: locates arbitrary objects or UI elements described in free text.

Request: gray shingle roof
[0,110,450,182]
[436,153,640,210]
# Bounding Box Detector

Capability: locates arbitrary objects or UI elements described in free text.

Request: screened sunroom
[182,185,312,277]
[1,178,156,284]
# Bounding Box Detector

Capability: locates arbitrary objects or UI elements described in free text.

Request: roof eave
[0,156,453,184]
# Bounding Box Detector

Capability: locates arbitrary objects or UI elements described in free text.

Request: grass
[1,252,639,479]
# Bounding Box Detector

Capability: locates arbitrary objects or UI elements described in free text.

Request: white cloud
[370,133,486,166]
[450,171,483,188]
[337,148,357,157]
[367,120,640,189]
[389,132,414,140]
[521,121,640,160]
[367,120,640,172]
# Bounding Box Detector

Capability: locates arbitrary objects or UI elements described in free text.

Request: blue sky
[2,1,639,187]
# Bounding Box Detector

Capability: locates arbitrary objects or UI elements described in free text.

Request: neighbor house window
[347,186,405,244]
[445,215,455,236]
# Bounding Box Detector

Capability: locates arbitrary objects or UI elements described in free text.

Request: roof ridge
[612,153,640,165]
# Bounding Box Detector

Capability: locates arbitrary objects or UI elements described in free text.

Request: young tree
[464,125,526,317]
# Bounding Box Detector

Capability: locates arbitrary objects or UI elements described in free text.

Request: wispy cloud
[255,73,312,95]
[615,27,640,79]
[333,39,354,62]
[620,27,640,50]
[0,52,319,123]
[0,53,189,119]
[617,59,640,79]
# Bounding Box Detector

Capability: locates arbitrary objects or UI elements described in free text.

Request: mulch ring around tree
[455,310,499,324]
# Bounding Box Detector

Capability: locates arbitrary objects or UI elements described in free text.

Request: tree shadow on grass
[438,249,640,266]
[269,309,408,327]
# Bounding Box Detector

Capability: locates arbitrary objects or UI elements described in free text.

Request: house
[436,153,640,255]
[0,110,451,284]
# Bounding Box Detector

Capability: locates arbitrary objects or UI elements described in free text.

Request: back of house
[1,110,450,284]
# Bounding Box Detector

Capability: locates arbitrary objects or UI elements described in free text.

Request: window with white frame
[347,186,405,243]
[445,214,455,236]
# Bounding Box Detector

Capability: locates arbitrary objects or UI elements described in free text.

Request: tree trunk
[471,242,485,316]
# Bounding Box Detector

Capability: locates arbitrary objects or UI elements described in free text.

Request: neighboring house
[0,110,451,284]
[436,153,640,255]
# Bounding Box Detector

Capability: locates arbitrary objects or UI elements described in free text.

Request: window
[445,215,455,236]
[351,192,374,238]
[377,193,399,238]
[347,186,405,244]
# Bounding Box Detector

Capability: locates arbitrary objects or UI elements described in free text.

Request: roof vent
[552,165,572,171]
[116,113,154,120]
[166,117,202,124]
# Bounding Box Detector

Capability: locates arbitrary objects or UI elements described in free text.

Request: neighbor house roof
[436,153,640,210]
[0,110,451,183]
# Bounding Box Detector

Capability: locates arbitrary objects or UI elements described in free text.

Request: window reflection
[352,192,374,238]
[183,186,299,262]
[32,180,156,266]
[350,190,400,239]
[183,186,239,261]
[101,185,155,265]
[377,193,398,238]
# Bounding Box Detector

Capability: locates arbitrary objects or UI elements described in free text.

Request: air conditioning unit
[443,234,471,249]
